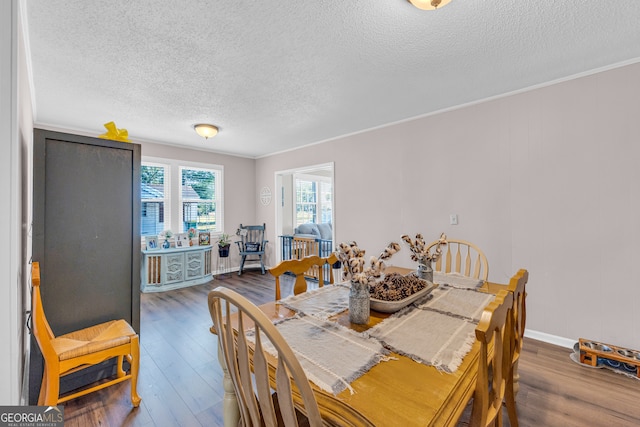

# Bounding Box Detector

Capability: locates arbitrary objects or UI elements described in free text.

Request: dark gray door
[30,129,140,404]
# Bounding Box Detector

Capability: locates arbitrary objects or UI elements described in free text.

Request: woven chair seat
[53,319,136,361]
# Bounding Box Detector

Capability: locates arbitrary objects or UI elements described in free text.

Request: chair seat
[53,319,136,361]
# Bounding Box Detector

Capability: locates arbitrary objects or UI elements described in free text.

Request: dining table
[213,266,510,427]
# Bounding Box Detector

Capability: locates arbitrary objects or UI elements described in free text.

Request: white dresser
[141,245,213,292]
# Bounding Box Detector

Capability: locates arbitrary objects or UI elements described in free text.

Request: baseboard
[525,329,576,349]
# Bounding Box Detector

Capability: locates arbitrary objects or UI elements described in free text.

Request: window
[294,174,332,227]
[141,159,223,237]
[295,179,317,225]
[141,164,169,236]
[180,166,221,233]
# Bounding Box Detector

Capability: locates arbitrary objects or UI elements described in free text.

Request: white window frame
[179,164,223,234]
[141,161,171,237]
[142,157,224,239]
[293,173,332,227]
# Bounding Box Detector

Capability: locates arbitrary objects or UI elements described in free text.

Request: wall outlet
[450,214,458,225]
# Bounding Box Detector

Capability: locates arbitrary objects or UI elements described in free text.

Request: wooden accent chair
[468,289,513,427]
[30,262,141,407]
[505,269,529,427]
[236,223,268,275]
[208,286,323,426]
[269,253,338,300]
[428,238,489,281]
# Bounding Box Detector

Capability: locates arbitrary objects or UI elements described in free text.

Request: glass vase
[349,280,370,324]
[417,259,433,282]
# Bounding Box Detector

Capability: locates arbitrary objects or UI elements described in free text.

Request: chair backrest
[428,238,488,281]
[237,223,266,253]
[470,289,513,427]
[208,286,323,427]
[269,253,338,300]
[507,269,529,365]
[31,262,58,364]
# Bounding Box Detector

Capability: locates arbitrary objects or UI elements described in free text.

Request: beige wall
[257,61,640,350]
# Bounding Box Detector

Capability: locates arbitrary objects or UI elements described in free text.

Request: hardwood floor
[59,271,640,426]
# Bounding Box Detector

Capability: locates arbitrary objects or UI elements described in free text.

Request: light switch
[450,214,458,225]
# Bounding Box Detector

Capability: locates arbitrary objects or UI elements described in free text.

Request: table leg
[218,344,240,427]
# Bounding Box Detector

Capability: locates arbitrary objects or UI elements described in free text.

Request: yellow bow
[99,121,130,142]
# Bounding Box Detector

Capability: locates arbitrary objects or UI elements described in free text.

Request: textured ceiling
[24,0,640,158]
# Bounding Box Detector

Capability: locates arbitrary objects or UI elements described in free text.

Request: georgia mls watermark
[0,406,64,427]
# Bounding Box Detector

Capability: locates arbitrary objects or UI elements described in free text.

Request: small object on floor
[571,338,640,380]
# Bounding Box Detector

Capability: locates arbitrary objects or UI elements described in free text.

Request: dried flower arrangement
[337,241,401,284]
[400,232,447,264]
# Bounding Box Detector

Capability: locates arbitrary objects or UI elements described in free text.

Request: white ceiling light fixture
[408,0,452,10]
[193,124,219,139]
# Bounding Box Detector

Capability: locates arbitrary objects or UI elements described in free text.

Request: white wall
[1,0,29,405]
[257,61,640,351]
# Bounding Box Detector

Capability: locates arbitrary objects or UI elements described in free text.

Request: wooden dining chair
[208,286,323,427]
[505,269,529,427]
[468,289,513,427]
[30,262,141,407]
[428,238,489,281]
[269,253,338,300]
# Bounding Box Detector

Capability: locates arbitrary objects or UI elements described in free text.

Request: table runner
[433,271,484,289]
[277,284,350,319]
[418,286,494,322]
[247,314,390,395]
[367,287,495,372]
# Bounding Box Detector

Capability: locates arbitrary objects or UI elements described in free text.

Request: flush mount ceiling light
[193,124,219,139]
[408,0,452,10]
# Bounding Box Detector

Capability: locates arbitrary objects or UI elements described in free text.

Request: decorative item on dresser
[199,231,211,246]
[161,229,173,249]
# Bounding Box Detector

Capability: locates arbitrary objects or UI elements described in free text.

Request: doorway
[274,162,334,263]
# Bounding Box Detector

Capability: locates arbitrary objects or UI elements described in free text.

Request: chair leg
[238,255,246,275]
[130,336,142,407]
[505,365,519,427]
[260,255,266,274]
[39,363,60,406]
[38,365,48,405]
